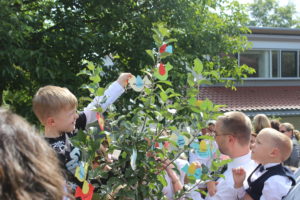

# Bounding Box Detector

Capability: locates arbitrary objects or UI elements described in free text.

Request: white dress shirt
[236,163,293,200]
[83,81,124,124]
[205,152,257,200]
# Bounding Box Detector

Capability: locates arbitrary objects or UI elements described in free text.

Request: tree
[246,0,300,28]
[1,0,252,123]
[72,26,233,199]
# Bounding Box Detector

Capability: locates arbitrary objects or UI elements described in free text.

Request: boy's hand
[232,167,246,188]
[207,181,218,196]
[117,73,132,88]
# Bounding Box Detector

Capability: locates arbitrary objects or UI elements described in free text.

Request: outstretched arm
[84,73,132,124]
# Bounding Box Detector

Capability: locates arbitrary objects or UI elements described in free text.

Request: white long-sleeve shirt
[235,163,293,200]
[83,81,124,124]
[205,152,257,200]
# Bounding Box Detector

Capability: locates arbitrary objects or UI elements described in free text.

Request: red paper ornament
[74,184,94,200]
[96,112,105,131]
[155,142,160,148]
[159,44,167,53]
[159,63,166,75]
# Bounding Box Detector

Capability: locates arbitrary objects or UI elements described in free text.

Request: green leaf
[160,52,172,59]
[198,79,212,85]
[198,135,214,141]
[188,97,197,106]
[76,69,92,76]
[146,49,155,62]
[87,61,95,70]
[181,131,191,139]
[121,151,127,159]
[187,73,195,87]
[157,174,167,187]
[160,91,168,103]
[200,99,214,110]
[90,75,101,83]
[153,34,163,46]
[158,25,170,37]
[165,38,178,44]
[194,58,203,74]
[96,87,105,96]
[157,80,172,86]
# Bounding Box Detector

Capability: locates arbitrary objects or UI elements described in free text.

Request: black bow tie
[259,165,265,172]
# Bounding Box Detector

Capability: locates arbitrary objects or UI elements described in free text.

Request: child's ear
[270,147,280,158]
[45,117,55,127]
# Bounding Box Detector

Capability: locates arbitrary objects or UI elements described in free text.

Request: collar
[228,151,252,169]
[261,163,280,168]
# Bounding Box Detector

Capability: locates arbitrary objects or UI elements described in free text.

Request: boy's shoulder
[262,164,296,186]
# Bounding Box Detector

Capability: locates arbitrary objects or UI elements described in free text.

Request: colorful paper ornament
[190,142,200,151]
[74,181,94,200]
[128,75,151,92]
[154,62,173,81]
[75,162,89,182]
[159,63,166,75]
[163,141,170,149]
[188,162,197,174]
[181,163,202,179]
[194,167,202,179]
[165,45,173,53]
[159,44,167,53]
[199,140,207,152]
[154,142,161,148]
[96,112,105,131]
[177,135,185,148]
[159,44,173,54]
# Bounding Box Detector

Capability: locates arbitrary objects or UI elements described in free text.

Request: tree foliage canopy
[72,26,233,199]
[1,0,252,123]
[246,0,300,28]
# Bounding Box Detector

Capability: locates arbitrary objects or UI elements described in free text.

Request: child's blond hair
[32,85,78,123]
[260,128,293,162]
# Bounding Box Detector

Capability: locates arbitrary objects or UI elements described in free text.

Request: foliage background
[1,0,252,124]
[246,0,300,28]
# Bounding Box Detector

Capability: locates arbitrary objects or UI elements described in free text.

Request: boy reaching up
[32,73,131,197]
[232,128,296,200]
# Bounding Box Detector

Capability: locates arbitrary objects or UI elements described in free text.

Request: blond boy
[32,73,131,194]
[233,128,296,200]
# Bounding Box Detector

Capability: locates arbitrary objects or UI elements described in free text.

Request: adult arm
[83,73,131,124]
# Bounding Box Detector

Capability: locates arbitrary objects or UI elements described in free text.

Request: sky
[239,0,300,16]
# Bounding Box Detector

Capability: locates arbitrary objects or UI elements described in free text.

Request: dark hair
[270,119,280,131]
[218,111,252,146]
[0,107,69,200]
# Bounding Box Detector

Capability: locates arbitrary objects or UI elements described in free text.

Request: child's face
[251,132,274,164]
[53,106,78,133]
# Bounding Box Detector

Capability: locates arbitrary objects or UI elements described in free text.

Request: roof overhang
[198,86,300,117]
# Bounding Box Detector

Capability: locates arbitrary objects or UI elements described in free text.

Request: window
[239,50,299,78]
[281,51,297,77]
[272,51,279,77]
[240,50,270,77]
